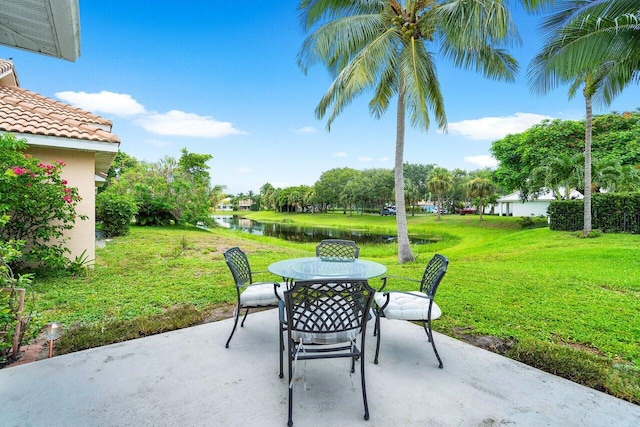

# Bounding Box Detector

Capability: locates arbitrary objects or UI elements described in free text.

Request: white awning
[0,0,80,61]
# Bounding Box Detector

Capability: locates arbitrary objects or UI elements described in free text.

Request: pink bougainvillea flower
[12,166,25,175]
[61,179,68,185]
[55,160,66,167]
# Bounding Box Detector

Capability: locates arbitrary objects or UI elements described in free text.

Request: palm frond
[399,38,446,131]
[299,0,384,30]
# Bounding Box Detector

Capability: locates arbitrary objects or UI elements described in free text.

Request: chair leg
[373,310,378,337]
[287,343,294,427]
[374,311,382,364]
[422,322,432,342]
[225,306,241,348]
[240,307,250,327]
[279,324,284,378]
[360,346,370,421]
[423,320,443,369]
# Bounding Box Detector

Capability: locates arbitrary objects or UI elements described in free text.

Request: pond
[212,215,435,245]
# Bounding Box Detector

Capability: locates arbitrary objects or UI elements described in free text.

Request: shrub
[0,215,35,365]
[0,134,85,269]
[96,191,138,237]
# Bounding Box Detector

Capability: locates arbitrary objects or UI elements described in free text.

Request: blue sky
[2,1,638,195]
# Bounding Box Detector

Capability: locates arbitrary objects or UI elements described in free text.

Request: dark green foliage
[96,192,138,237]
[104,149,214,226]
[549,199,584,231]
[549,193,640,232]
[491,111,640,195]
[55,304,206,355]
[592,193,640,233]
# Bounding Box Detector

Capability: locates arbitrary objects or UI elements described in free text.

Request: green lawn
[30,211,639,403]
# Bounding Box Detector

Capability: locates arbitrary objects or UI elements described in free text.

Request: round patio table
[268,257,386,281]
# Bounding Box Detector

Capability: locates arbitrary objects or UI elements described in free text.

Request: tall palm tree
[427,167,453,221]
[528,0,639,235]
[298,0,523,263]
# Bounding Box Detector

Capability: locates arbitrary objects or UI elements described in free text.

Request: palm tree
[427,167,453,221]
[531,153,582,200]
[467,177,496,221]
[528,0,639,235]
[209,184,227,211]
[298,0,524,263]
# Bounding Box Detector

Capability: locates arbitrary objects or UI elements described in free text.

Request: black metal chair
[223,246,284,348]
[315,239,360,260]
[373,254,448,368]
[280,278,375,426]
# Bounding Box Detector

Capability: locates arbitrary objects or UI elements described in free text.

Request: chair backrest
[420,254,448,298]
[315,239,360,260]
[223,247,252,287]
[284,279,374,344]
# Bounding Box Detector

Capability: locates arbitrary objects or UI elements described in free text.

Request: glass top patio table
[268,257,387,281]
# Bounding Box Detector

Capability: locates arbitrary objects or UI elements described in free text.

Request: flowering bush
[0,134,85,269]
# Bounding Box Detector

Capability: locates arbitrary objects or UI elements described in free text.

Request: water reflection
[212,215,433,245]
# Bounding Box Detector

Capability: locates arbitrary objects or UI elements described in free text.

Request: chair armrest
[377,275,421,292]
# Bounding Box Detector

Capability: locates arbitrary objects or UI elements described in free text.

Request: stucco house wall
[27,147,97,262]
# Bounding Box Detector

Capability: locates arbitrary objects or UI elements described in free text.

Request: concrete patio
[1,309,638,426]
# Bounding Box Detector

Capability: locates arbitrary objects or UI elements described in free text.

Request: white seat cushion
[240,282,285,307]
[291,329,359,345]
[375,291,442,321]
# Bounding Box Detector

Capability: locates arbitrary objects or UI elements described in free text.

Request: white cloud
[237,167,252,173]
[358,157,373,162]
[291,126,317,135]
[333,152,347,157]
[56,90,147,116]
[464,155,498,168]
[146,139,171,148]
[136,110,246,138]
[448,113,553,140]
[380,156,389,162]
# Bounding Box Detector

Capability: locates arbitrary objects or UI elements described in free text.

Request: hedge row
[549,193,640,233]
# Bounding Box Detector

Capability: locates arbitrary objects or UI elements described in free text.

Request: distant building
[237,199,253,211]
[217,198,233,211]
[496,189,583,217]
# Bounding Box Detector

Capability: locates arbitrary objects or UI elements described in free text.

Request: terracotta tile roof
[0,85,120,144]
[0,60,15,76]
[0,59,119,144]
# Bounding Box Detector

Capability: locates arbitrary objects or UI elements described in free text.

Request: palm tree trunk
[583,93,593,235]
[395,83,414,263]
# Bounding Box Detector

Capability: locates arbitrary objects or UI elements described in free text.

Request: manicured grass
[29,212,639,403]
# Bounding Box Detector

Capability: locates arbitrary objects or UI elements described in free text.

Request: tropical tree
[298,0,524,263]
[403,179,421,216]
[530,153,582,200]
[528,0,639,235]
[209,184,227,211]
[467,177,496,220]
[427,167,453,221]
[314,167,359,212]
